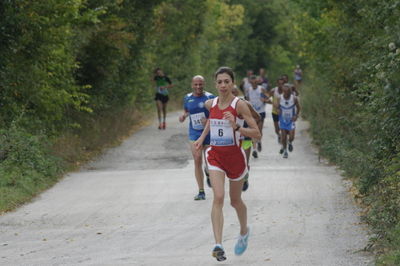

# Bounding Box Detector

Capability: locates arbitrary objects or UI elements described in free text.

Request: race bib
[253,102,264,113]
[210,119,234,146]
[190,112,206,130]
[282,108,293,123]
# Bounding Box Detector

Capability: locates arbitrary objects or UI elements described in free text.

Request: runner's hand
[194,139,203,150]
[179,115,185,122]
[292,115,298,122]
[223,111,235,128]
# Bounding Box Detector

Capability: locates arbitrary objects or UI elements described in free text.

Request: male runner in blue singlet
[179,75,215,200]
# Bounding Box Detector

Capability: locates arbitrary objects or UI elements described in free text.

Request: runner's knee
[213,193,224,206]
[230,198,244,209]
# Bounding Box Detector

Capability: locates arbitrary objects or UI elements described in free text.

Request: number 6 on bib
[210,119,234,146]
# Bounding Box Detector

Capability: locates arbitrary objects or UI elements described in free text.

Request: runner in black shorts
[154,92,169,104]
[153,68,173,129]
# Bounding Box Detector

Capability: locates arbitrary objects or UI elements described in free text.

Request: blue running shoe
[242,180,249,192]
[234,227,250,256]
[283,151,288,159]
[194,192,205,200]
[212,246,226,261]
[206,177,212,188]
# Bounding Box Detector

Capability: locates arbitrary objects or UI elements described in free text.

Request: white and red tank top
[209,97,241,149]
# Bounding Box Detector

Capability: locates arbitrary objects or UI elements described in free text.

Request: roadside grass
[0,105,154,214]
[0,99,184,214]
[0,126,62,213]
[52,106,154,171]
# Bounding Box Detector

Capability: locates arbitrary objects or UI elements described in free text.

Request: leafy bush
[285,0,400,263]
[0,125,62,211]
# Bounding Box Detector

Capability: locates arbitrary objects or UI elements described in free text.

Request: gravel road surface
[0,106,373,265]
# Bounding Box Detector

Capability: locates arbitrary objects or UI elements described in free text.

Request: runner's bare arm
[236,100,261,139]
[274,96,281,114]
[293,97,301,122]
[267,87,274,98]
[243,100,261,123]
[261,88,272,104]
[179,110,189,122]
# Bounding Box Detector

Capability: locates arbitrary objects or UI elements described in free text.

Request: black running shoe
[242,173,249,191]
[204,166,212,188]
[204,166,209,177]
[252,150,258,158]
[288,143,293,152]
[212,246,226,261]
[279,148,284,154]
[206,177,212,188]
[283,151,288,159]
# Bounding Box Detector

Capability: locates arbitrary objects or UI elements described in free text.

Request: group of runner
[153,66,302,262]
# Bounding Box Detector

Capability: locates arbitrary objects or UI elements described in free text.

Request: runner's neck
[193,91,204,97]
[218,94,235,109]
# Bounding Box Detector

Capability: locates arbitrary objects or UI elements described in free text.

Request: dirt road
[0,107,373,265]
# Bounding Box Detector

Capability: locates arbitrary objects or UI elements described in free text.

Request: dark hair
[154,67,161,74]
[215,66,235,82]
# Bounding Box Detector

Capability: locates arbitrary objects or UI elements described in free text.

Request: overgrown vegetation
[285,0,400,264]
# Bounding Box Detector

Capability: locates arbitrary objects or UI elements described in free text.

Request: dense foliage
[285,0,400,263]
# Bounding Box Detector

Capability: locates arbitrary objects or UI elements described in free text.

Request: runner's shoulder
[204,97,215,108]
[165,75,172,83]
[184,92,193,101]
[204,91,216,99]
[236,97,249,109]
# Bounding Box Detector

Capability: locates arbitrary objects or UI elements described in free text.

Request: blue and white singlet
[183,91,216,143]
[279,94,296,131]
